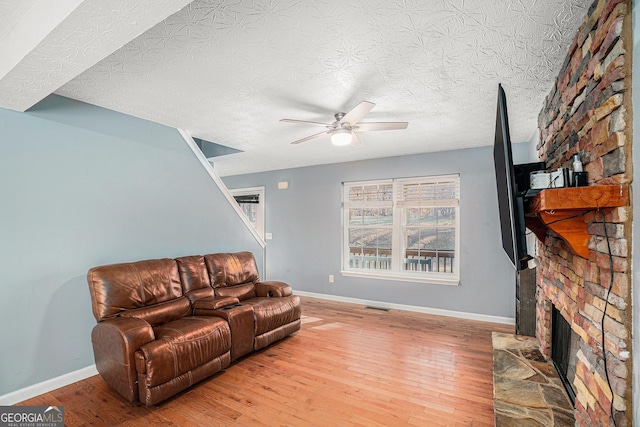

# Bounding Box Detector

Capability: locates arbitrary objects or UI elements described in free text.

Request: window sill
[340,270,460,286]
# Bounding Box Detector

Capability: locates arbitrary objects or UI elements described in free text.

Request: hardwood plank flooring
[18,296,513,426]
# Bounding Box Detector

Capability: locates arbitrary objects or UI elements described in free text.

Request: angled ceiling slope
[194,137,243,159]
[0,0,194,112]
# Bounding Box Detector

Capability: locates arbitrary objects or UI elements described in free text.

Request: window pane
[358,228,375,248]
[348,228,392,271]
[404,255,433,272]
[349,252,364,268]
[348,229,365,269]
[349,208,364,226]
[407,208,420,226]
[421,228,438,250]
[405,227,421,250]
[407,208,436,226]
[423,208,437,225]
[404,229,434,272]
[437,207,455,225]
[363,208,376,225]
[375,208,393,226]
[238,203,256,223]
[437,228,455,251]
[408,228,437,250]
[349,228,364,249]
[377,228,392,250]
[436,252,455,273]
[373,228,392,270]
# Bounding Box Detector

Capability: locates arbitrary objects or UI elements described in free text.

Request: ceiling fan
[280,101,408,146]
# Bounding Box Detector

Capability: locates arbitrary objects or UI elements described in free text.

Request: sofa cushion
[204,252,259,288]
[119,297,191,327]
[88,258,182,322]
[244,296,301,336]
[135,316,231,387]
[215,283,256,301]
[175,256,213,302]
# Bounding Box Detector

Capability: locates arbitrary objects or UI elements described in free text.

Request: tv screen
[493,84,528,270]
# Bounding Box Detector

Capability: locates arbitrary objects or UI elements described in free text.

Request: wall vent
[365,306,390,312]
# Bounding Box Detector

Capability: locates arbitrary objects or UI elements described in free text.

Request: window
[230,187,265,240]
[342,174,460,285]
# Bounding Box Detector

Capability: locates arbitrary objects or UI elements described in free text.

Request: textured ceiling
[0,0,193,111]
[3,0,591,176]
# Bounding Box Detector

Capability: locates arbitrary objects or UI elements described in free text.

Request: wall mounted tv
[493,84,530,270]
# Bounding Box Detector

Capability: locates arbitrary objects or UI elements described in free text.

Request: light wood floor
[19,296,513,426]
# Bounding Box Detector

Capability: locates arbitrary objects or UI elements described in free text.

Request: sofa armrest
[255,281,293,297]
[192,296,240,315]
[91,317,154,402]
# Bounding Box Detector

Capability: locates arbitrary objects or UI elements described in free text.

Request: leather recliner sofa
[87,251,301,405]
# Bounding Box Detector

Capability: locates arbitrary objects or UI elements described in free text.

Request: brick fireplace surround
[535,0,632,425]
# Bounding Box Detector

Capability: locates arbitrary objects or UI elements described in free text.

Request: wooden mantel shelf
[525,184,629,258]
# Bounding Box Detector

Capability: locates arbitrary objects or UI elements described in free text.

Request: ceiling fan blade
[355,122,409,132]
[290,130,329,145]
[280,118,331,127]
[350,132,362,146]
[340,101,375,125]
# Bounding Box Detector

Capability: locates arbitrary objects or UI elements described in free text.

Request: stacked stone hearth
[535,0,632,426]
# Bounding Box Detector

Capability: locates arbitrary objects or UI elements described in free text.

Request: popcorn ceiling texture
[536,0,632,425]
[0,0,193,112]
[54,0,591,176]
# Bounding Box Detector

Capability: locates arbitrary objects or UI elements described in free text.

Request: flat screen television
[493,84,529,270]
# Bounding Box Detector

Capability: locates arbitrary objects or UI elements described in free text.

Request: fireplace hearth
[492,332,574,425]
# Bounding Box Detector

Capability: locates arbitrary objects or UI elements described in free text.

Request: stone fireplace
[535,0,632,425]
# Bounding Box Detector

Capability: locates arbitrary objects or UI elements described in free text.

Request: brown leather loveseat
[87,251,301,405]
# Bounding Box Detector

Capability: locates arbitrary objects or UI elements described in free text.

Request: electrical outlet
[265,233,273,240]
[328,275,334,283]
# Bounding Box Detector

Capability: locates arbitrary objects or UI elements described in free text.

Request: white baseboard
[295,291,515,325]
[0,365,98,406]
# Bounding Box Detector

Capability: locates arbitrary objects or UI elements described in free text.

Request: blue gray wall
[0,95,262,396]
[224,143,532,318]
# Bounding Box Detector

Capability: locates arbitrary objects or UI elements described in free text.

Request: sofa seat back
[205,252,259,287]
[88,258,188,326]
[176,255,214,303]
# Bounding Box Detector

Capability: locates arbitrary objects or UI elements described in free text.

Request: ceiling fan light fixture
[282,101,408,145]
[331,128,352,146]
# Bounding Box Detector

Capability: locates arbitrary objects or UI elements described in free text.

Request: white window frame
[229,186,265,240]
[341,174,460,286]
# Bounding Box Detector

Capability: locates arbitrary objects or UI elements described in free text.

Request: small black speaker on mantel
[513,162,545,193]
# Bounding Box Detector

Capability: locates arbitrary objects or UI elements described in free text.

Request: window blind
[395,175,460,208]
